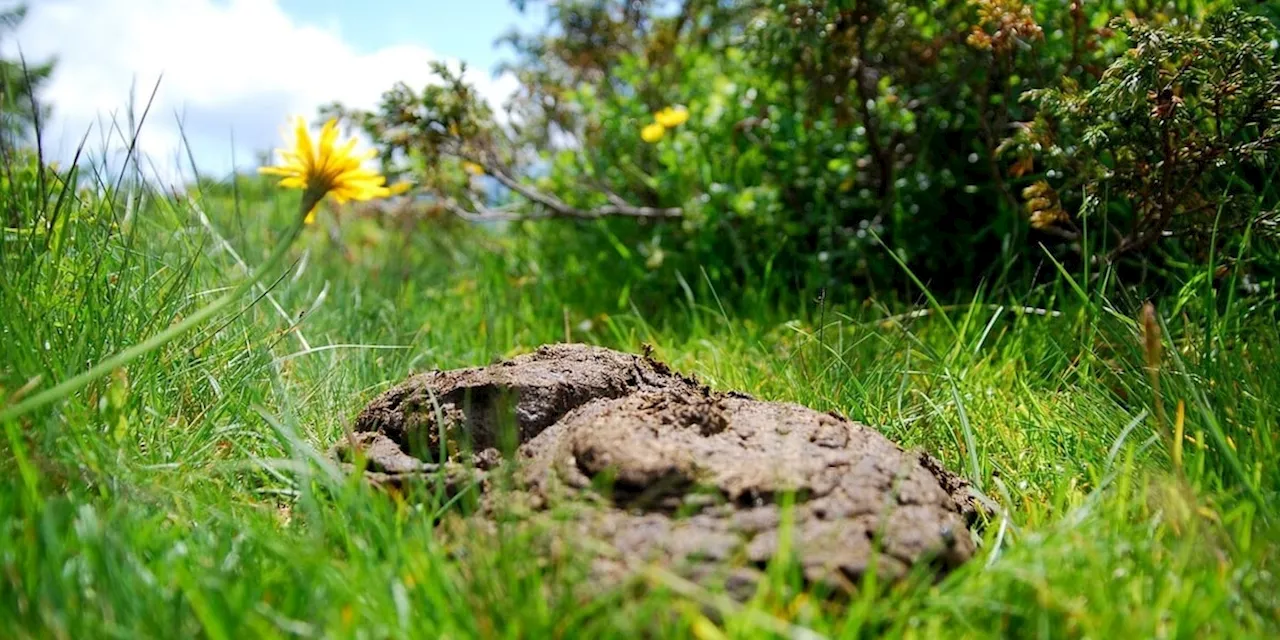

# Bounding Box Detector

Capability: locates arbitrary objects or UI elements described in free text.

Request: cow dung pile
[333,343,980,597]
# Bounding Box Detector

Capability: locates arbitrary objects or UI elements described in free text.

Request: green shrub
[1006,8,1280,280]
[326,0,1279,307]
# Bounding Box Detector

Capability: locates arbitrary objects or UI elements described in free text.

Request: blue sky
[278,0,539,72]
[7,0,544,185]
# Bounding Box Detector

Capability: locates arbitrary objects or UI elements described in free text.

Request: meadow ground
[1,155,1278,638]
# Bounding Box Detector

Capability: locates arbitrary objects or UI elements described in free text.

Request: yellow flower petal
[294,117,315,171]
[654,105,689,128]
[641,122,666,143]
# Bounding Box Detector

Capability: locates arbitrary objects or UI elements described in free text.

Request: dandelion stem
[0,192,319,424]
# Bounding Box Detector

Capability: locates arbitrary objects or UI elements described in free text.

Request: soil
[333,343,979,596]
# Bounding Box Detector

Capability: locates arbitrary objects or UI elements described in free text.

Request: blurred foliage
[323,0,1280,306]
[1,147,83,243]
[0,3,55,148]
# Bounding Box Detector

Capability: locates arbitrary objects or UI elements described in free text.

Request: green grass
[1,142,1278,639]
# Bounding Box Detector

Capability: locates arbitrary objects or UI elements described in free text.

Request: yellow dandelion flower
[654,105,690,128]
[258,116,392,223]
[641,122,667,143]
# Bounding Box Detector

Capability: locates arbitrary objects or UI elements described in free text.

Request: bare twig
[1036,224,1081,242]
[865,303,1062,328]
[478,163,682,220]
[443,200,536,222]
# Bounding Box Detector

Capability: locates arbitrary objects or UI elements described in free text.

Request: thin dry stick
[859,303,1063,329]
[1173,399,1185,472]
[1141,302,1176,470]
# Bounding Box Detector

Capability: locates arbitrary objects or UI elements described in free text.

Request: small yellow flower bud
[641,122,667,143]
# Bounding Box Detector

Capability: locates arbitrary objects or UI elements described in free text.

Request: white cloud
[6,0,518,187]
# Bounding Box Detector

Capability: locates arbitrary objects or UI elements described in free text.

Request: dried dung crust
[334,343,978,595]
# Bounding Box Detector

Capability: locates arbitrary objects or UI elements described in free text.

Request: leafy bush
[326,0,1279,306]
[1006,8,1280,275]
